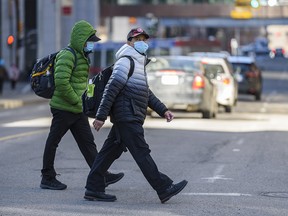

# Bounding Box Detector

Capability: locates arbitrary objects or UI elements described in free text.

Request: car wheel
[212,110,217,118]
[234,97,238,106]
[212,99,218,118]
[202,110,213,119]
[255,92,261,101]
[202,97,217,119]
[224,105,232,113]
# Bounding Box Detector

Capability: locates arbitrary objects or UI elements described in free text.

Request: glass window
[231,63,250,75]
[203,64,224,79]
[146,57,201,73]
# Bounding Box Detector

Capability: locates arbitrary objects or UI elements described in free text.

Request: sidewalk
[0,81,47,109]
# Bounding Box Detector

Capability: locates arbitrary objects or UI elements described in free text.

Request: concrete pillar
[37,0,99,58]
[37,0,57,57]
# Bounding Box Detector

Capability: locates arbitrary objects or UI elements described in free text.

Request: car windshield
[202,64,225,79]
[231,63,250,74]
[146,57,201,74]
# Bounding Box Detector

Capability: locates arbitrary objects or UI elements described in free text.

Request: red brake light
[193,75,205,89]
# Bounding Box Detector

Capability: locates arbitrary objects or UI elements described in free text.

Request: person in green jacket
[40,20,124,190]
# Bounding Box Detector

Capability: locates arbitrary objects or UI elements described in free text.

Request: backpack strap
[114,56,135,97]
[121,55,134,78]
[65,46,77,70]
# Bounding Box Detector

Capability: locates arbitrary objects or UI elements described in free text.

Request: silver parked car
[146,56,218,119]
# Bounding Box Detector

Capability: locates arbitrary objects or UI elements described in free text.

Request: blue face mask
[134,41,149,54]
[84,42,95,52]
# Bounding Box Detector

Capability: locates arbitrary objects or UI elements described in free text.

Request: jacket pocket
[130,98,138,115]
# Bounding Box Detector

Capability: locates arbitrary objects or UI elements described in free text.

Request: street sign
[61,0,73,15]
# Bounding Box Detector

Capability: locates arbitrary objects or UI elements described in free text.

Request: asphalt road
[1,68,288,216]
[1,106,288,216]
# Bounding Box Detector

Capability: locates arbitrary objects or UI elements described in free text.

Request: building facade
[0,0,99,79]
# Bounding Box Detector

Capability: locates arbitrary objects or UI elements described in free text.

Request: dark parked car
[228,56,262,101]
[146,56,218,119]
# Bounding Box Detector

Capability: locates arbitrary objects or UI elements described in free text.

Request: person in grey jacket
[84,28,187,203]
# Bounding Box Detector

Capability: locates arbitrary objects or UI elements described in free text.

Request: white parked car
[188,52,238,112]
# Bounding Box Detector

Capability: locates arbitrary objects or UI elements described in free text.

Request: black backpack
[82,55,134,118]
[30,47,77,99]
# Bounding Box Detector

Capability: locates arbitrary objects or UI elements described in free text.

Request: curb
[0,97,47,109]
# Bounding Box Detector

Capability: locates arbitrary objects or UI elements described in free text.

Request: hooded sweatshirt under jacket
[50,20,96,113]
[96,44,168,124]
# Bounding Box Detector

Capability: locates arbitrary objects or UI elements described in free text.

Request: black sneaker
[84,190,117,202]
[40,177,67,190]
[105,172,124,187]
[158,180,188,204]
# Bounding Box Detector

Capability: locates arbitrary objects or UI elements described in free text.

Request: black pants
[86,122,172,194]
[41,108,97,178]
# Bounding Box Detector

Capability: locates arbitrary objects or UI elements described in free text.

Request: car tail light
[217,75,230,85]
[222,77,230,85]
[282,49,285,54]
[192,75,205,89]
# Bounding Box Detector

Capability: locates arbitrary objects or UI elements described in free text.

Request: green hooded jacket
[50,20,96,113]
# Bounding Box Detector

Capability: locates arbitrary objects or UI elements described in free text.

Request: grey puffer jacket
[96,44,168,124]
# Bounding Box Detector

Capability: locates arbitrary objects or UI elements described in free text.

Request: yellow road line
[0,129,48,142]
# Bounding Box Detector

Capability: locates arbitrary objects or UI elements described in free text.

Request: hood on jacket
[115,44,146,64]
[69,20,96,53]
